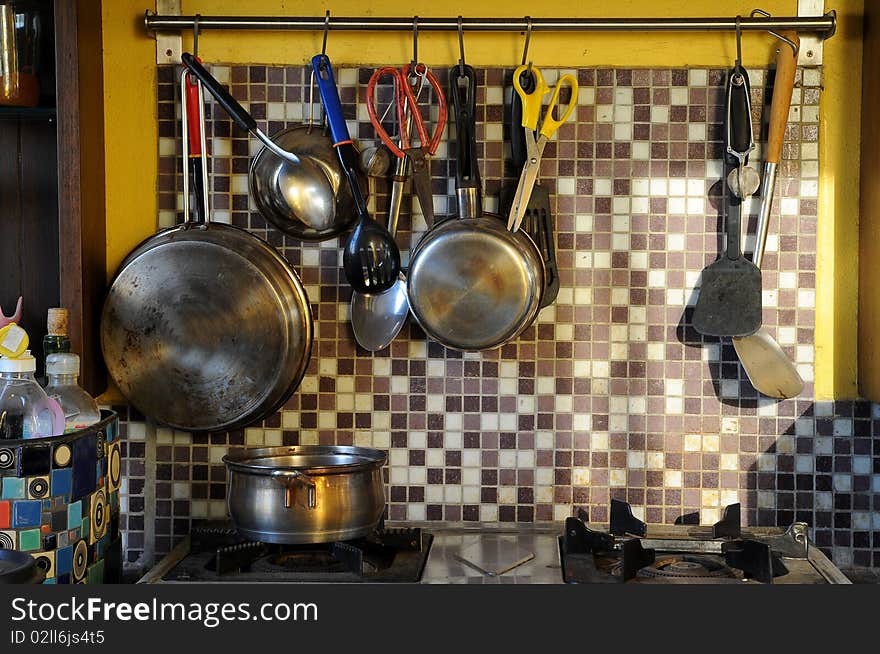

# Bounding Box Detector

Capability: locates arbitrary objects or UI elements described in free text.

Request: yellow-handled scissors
[506,65,578,232]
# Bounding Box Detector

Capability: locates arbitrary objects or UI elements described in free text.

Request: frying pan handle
[182,68,210,227]
[271,470,318,510]
[449,64,481,217]
[182,53,256,134]
[311,54,351,147]
[184,73,202,156]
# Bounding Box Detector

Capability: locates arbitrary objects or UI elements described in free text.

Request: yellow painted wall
[97,0,863,400]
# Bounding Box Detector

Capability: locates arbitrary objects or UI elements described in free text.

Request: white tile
[573,467,591,486]
[688,124,706,141]
[688,69,707,86]
[594,178,613,195]
[833,474,852,492]
[721,454,739,470]
[668,197,686,214]
[557,177,576,195]
[596,104,614,122]
[651,106,669,123]
[833,419,852,436]
[614,87,633,105]
[757,453,776,472]
[627,452,646,469]
[614,104,633,122]
[486,86,504,105]
[701,490,719,507]
[854,456,872,475]
[682,434,701,452]
[632,142,650,159]
[664,471,682,488]
[670,88,688,105]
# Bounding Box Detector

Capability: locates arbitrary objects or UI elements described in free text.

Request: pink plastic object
[0,297,23,329]
[32,396,66,439]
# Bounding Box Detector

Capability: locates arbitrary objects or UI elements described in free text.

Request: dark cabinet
[0,0,105,394]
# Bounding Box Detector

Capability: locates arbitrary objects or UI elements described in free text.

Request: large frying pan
[100,66,313,432]
[406,65,545,351]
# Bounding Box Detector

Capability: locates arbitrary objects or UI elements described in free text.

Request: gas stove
[139,504,850,584]
[560,500,851,584]
[139,521,432,583]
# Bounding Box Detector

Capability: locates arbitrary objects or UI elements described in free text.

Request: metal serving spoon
[351,153,410,351]
[181,53,336,232]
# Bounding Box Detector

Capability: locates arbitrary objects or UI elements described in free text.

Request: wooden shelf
[0,0,106,395]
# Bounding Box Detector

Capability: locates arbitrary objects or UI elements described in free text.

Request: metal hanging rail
[144,13,837,37]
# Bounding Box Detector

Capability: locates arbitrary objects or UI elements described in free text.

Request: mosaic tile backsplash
[117,63,878,571]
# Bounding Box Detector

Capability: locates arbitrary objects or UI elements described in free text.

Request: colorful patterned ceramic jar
[0,410,121,583]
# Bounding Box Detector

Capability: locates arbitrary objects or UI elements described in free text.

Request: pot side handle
[271,470,318,510]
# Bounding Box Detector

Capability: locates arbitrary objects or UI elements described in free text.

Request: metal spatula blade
[693,255,763,336]
[693,66,762,338]
[526,185,559,308]
[501,68,558,310]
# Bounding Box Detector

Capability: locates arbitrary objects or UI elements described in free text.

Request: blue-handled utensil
[311,54,401,294]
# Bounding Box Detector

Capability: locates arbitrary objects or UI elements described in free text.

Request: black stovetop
[162,521,432,583]
[559,500,838,584]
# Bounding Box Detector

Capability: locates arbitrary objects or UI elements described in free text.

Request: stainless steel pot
[223,446,387,544]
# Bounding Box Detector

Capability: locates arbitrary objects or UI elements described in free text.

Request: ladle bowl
[250,124,365,241]
[182,53,339,239]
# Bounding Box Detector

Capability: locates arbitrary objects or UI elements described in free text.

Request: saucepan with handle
[223,445,387,544]
[405,64,545,351]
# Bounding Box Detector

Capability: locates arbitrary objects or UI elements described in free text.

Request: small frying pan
[406,65,544,351]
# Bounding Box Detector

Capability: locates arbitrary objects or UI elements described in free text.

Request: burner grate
[166,521,432,583]
[560,499,798,584]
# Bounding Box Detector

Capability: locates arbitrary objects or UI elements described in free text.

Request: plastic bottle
[44,353,100,433]
[0,351,65,440]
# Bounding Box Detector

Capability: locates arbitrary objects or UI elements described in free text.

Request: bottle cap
[47,308,68,336]
[0,322,28,358]
[0,351,36,373]
[46,352,80,376]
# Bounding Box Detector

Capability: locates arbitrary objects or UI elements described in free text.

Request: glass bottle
[0,2,42,107]
[44,353,100,432]
[0,351,65,440]
[43,307,71,360]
